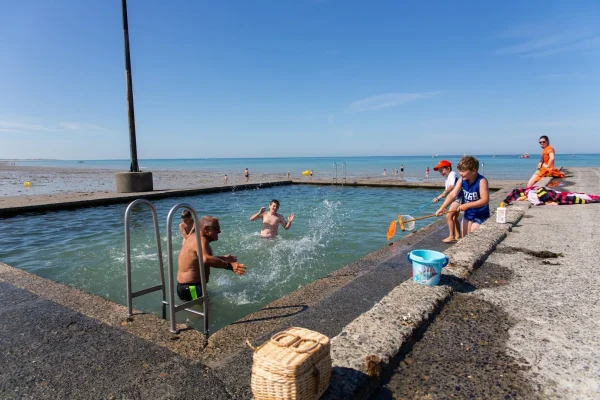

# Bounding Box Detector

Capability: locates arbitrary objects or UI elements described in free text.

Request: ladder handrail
[124,199,166,319]
[166,204,209,335]
[332,162,337,184]
[342,162,347,186]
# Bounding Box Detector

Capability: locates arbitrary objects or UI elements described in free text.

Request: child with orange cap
[432,160,461,242]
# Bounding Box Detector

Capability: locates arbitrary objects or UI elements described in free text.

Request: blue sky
[1,0,599,159]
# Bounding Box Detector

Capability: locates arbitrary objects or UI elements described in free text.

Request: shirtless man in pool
[249,199,295,238]
[176,216,246,301]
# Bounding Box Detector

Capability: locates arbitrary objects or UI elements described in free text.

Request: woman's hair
[181,210,192,219]
[539,135,550,144]
[457,156,479,172]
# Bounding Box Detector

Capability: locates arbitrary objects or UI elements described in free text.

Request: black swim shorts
[177,282,203,301]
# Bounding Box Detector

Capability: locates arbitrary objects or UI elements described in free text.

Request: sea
[13,154,600,181]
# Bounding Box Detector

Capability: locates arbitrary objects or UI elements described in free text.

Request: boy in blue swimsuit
[435,156,489,237]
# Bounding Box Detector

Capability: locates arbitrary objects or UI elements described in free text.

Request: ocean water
[0,184,442,333]
[15,154,600,181]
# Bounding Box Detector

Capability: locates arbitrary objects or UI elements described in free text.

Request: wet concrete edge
[322,176,551,399]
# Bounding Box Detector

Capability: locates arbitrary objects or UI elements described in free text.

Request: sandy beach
[0,164,454,197]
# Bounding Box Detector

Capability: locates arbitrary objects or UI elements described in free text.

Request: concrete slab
[0,284,231,400]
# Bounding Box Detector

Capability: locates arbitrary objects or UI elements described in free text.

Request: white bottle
[496,202,507,223]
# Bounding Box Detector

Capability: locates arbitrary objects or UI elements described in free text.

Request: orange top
[541,145,555,169]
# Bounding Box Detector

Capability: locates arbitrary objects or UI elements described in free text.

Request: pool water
[0,185,440,332]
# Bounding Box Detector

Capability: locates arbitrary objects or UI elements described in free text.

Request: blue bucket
[407,250,448,286]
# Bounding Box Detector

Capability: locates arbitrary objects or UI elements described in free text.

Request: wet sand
[0,164,523,212]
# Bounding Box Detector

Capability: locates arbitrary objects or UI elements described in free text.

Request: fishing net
[398,215,416,231]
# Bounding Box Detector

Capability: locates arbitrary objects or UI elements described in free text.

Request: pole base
[115,171,153,193]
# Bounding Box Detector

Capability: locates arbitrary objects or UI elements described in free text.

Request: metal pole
[121,0,139,173]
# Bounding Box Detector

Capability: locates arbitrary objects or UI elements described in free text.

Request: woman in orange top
[527,135,555,187]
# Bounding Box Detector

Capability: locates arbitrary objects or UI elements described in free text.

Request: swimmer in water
[249,199,294,238]
[179,210,194,242]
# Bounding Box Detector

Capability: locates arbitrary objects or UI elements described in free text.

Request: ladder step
[132,284,163,298]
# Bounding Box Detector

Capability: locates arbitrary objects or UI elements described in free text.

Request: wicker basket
[250,327,332,400]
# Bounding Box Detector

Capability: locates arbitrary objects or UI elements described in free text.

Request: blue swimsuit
[461,173,489,224]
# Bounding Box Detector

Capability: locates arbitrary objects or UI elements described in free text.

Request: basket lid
[252,327,330,374]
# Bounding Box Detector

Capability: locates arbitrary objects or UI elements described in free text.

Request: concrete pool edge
[322,177,548,399]
[0,262,209,360]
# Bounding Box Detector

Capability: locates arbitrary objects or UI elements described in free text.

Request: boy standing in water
[249,199,295,238]
[432,160,461,242]
[436,156,489,237]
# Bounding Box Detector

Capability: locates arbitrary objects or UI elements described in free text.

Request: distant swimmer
[249,199,294,238]
[244,168,250,183]
[179,210,194,242]
[224,174,228,184]
[177,216,246,301]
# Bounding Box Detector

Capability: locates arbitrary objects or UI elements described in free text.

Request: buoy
[302,170,311,176]
[24,181,32,186]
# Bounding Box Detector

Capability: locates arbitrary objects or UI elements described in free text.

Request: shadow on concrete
[231,304,309,325]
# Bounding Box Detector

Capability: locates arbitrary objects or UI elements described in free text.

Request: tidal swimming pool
[0,185,440,333]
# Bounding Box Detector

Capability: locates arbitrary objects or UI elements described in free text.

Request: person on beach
[244,168,250,183]
[310,170,313,177]
[425,166,430,180]
[287,171,291,179]
[436,156,489,237]
[526,135,555,187]
[432,160,461,242]
[179,210,194,242]
[224,174,228,184]
[400,165,404,178]
[383,169,387,176]
[177,216,246,302]
[249,199,295,238]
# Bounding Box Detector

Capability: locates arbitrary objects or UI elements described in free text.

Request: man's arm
[199,237,246,275]
[249,207,266,221]
[543,152,555,168]
[458,178,489,212]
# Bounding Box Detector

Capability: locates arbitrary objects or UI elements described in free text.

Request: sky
[1,0,599,160]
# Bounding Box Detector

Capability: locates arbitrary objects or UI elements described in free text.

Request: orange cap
[433,160,452,171]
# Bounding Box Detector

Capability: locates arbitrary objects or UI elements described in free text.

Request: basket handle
[270,332,302,348]
[291,338,321,353]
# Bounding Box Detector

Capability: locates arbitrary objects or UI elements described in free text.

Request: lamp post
[115,0,153,192]
[122,0,139,173]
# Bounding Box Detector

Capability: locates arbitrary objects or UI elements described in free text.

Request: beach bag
[249,327,332,400]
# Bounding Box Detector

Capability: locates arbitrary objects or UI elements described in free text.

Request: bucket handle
[442,256,449,268]
[407,252,449,268]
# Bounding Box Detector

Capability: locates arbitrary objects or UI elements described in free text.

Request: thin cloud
[496,17,600,58]
[0,120,55,133]
[60,122,118,134]
[348,91,441,112]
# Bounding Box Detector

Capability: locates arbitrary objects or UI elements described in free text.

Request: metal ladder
[332,162,347,186]
[124,200,209,336]
[165,203,209,335]
[124,199,166,320]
